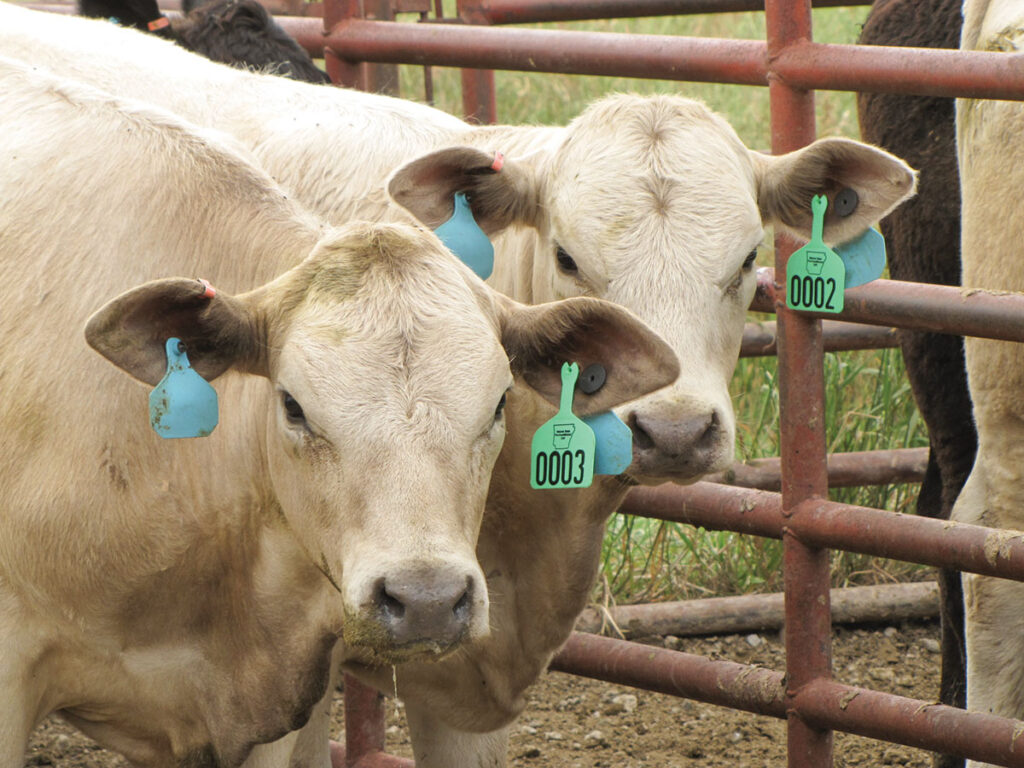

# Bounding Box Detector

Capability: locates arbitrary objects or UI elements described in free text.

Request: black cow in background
[857,2,968,767]
[78,0,330,84]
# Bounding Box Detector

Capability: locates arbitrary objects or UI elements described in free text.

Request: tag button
[578,363,607,394]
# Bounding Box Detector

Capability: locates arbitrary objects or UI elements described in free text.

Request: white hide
[0,0,916,484]
[956,3,1024,767]
[0,56,681,768]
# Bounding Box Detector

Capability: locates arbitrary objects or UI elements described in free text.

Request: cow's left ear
[497,294,680,417]
[387,146,543,236]
[85,278,265,386]
[754,137,917,244]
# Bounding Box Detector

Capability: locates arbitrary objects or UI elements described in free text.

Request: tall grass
[399,6,931,601]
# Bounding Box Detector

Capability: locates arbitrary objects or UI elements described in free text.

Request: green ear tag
[786,195,845,314]
[530,362,596,489]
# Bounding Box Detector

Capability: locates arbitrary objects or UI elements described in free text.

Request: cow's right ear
[85,278,265,386]
[497,295,680,417]
[387,146,544,236]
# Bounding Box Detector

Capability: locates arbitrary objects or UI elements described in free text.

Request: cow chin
[340,618,468,666]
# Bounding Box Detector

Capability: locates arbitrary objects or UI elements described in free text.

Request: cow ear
[387,147,543,236]
[754,137,917,244]
[498,295,680,417]
[85,278,264,386]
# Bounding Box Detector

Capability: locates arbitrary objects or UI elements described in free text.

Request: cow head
[85,222,677,664]
[389,94,916,485]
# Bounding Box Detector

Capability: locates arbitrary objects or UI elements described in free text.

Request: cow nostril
[453,580,472,623]
[696,410,720,449]
[627,412,656,451]
[375,581,406,622]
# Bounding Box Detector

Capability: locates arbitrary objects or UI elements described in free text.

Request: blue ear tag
[149,338,219,439]
[835,227,886,288]
[433,192,494,280]
[583,411,633,475]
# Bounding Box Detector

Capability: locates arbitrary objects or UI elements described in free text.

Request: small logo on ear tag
[531,363,596,489]
[434,191,494,280]
[583,410,633,475]
[835,227,886,288]
[786,195,845,314]
[149,337,219,439]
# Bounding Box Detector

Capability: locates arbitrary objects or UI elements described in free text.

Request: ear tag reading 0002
[786,194,845,314]
[434,191,494,280]
[149,338,219,439]
[835,227,886,288]
[531,363,596,489]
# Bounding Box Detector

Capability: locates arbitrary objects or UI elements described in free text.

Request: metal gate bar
[551,634,1024,766]
[621,483,1024,581]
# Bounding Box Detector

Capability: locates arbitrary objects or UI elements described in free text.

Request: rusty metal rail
[551,634,1024,767]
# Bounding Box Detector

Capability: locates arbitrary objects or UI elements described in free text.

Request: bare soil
[26,620,943,768]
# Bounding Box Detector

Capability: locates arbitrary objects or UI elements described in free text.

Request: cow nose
[628,405,724,480]
[373,567,474,650]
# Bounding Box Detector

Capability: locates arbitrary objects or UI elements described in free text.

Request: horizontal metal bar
[552,633,1024,766]
[472,0,866,26]
[550,632,787,717]
[321,21,1024,101]
[325,20,769,82]
[793,678,1024,767]
[622,482,1024,581]
[753,269,1024,343]
[574,581,938,636]
[706,447,928,491]
[276,16,327,54]
[741,319,898,357]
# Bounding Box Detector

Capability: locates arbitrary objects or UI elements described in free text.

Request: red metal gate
[274,2,1024,765]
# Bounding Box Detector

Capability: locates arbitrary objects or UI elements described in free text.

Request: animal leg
[405,703,510,768]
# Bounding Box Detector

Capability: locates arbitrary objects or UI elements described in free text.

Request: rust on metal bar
[574,581,939,638]
[550,632,787,718]
[624,482,1024,582]
[343,674,387,766]
[551,635,1024,766]
[741,319,898,357]
[792,679,1024,767]
[705,447,928,491]
[753,269,1024,341]
[324,20,768,83]
[330,743,414,768]
[474,0,865,25]
[276,17,326,56]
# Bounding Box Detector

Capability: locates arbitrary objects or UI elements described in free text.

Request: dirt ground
[26,620,944,768]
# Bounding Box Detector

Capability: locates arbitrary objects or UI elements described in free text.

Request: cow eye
[555,246,578,274]
[494,392,507,421]
[743,249,757,271]
[282,391,306,424]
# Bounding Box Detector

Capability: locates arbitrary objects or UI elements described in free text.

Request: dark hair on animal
[77,0,331,85]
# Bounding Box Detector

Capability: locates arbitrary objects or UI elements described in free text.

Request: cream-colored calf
[956,3,1024,766]
[0,58,677,768]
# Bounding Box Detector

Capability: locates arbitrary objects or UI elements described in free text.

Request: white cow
[956,2,1024,766]
[0,57,678,768]
[0,8,917,765]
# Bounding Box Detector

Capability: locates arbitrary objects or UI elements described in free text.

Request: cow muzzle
[343,561,487,664]
[625,398,732,483]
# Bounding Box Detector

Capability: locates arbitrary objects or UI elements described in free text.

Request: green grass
[396,6,932,602]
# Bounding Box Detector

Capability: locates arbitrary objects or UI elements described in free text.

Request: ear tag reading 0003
[149,338,219,439]
[531,363,596,489]
[786,194,845,314]
[835,227,886,288]
[434,191,494,280]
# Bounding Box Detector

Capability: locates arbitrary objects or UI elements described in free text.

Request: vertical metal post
[764,1,834,767]
[456,0,498,123]
[324,0,368,88]
[343,674,388,767]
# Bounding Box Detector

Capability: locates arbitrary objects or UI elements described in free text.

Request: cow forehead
[544,96,761,278]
